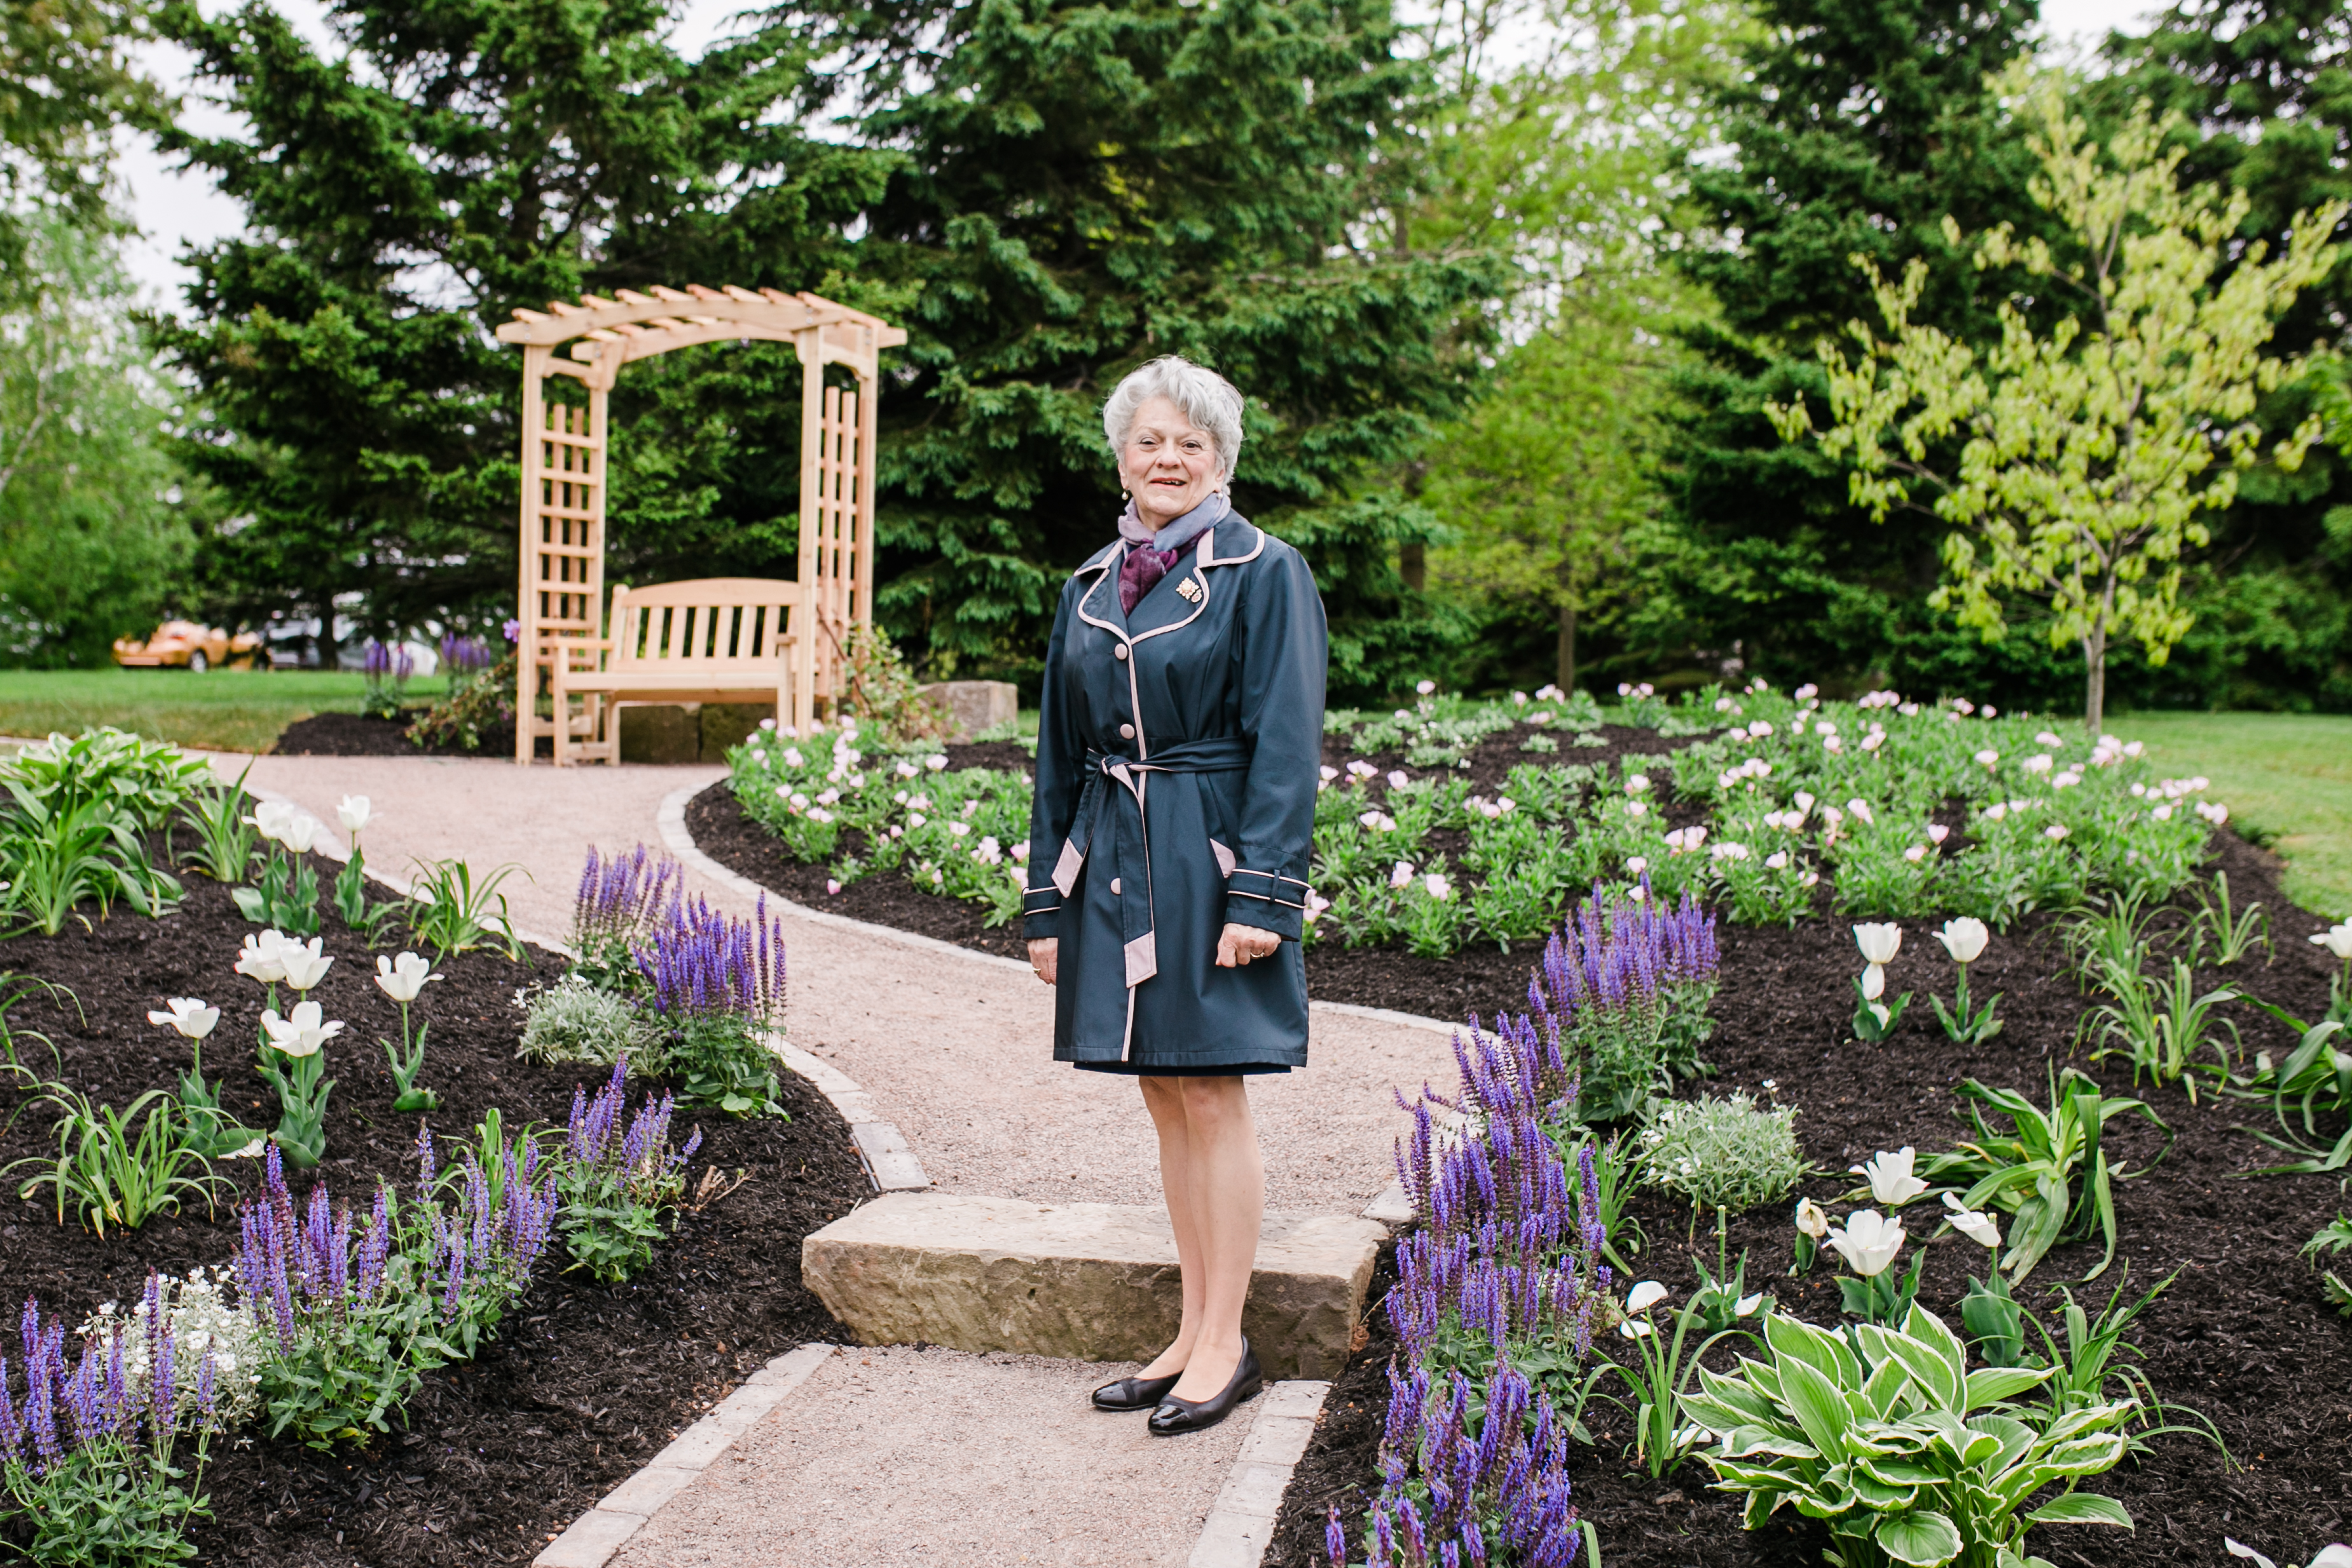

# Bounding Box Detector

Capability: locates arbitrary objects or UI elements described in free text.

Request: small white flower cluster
[1358,809,1399,832]
[1855,689,1902,710]
[1709,840,1750,862]
[79,1267,266,1427]
[1302,888,1332,925]
[1616,681,1657,699]
[1663,825,1709,855]
[1466,794,1517,820]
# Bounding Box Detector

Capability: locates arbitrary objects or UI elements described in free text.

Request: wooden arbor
[495,286,906,764]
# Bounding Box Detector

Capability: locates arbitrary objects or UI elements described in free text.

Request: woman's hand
[1216,923,1281,968]
[1028,937,1058,986]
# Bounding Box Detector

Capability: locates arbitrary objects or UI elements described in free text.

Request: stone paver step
[803,1193,1387,1379]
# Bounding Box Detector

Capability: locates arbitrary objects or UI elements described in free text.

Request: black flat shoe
[1148,1340,1262,1436]
[1092,1372,1181,1412]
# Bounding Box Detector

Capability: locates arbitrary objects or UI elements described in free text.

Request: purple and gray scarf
[1115,492,1229,614]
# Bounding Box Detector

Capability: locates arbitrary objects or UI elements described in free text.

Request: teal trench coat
[1021,515,1328,1071]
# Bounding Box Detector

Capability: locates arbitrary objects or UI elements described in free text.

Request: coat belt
[1050,736,1253,987]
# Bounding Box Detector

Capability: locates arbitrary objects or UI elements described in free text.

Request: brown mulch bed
[274,709,525,759]
[1260,829,2352,1567]
[0,867,870,1567]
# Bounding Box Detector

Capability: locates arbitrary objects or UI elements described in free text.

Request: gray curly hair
[1101,355,1245,481]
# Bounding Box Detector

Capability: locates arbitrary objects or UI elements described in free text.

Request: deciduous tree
[1766,69,2344,730]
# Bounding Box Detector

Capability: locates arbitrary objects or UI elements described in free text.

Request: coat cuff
[1022,883,1063,942]
[1225,869,1305,941]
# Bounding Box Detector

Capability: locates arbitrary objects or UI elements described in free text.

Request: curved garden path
[203,752,1462,1565]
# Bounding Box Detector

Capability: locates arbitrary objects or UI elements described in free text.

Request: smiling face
[1117,395,1224,529]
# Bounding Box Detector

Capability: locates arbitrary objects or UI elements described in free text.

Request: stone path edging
[1190,1379,1335,1567]
[533,1342,838,1568]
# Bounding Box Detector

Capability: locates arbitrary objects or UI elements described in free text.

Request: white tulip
[235,930,293,985]
[375,951,438,1003]
[1618,1319,1654,1338]
[147,998,220,1040]
[260,1001,343,1058]
[279,815,320,855]
[1861,963,1887,1001]
[1935,917,1990,965]
[336,795,374,834]
[1853,923,1902,965]
[1942,1192,2002,1249]
[2312,923,2352,961]
[1826,1209,1906,1277]
[1850,1147,1927,1207]
[1794,1197,1829,1239]
[277,938,334,993]
[242,801,296,844]
[1625,1281,1668,1314]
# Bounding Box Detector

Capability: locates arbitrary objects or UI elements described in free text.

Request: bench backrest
[610,579,799,676]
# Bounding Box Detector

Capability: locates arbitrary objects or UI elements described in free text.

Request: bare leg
[1134,1076,1201,1380]
[1166,1075,1264,1402]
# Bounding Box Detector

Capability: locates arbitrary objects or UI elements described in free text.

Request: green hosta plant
[1917,1069,2170,1283]
[1680,1306,2138,1568]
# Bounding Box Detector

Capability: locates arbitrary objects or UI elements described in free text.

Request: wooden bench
[547,578,800,766]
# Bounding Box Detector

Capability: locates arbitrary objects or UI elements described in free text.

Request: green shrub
[1637,1090,1808,1214]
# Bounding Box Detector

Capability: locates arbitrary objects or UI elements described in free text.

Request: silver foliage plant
[514,974,659,1071]
[1639,1090,1809,1214]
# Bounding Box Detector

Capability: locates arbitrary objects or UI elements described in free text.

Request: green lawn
[2109,710,2352,920]
[0,668,373,754]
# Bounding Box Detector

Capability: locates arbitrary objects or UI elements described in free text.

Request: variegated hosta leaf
[1874,1508,1965,1567]
[1767,1310,1864,1388]
[1721,1424,1822,1461]
[2025,1492,2134,1529]
[1778,1353,1859,1464]
[1691,1370,1782,1427]
[1861,1352,1915,1419]
[1741,1487,1788,1529]
[1968,1413,2038,1474]
[1965,1365,2054,1406]
[1850,1468,1921,1511]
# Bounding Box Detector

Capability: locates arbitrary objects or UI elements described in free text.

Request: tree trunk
[2082,627,2107,734]
[1400,542,1425,593]
[1557,598,1577,694]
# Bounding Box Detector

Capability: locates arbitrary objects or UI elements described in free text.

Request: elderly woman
[1021,355,1327,1436]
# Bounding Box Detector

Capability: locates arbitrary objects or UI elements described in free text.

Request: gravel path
[211,752,1454,1565]
[609,1344,1248,1567]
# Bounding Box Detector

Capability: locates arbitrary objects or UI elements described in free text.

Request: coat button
[1119,723,1135,739]
[1110,877,1122,894]
[1114,645,1129,661]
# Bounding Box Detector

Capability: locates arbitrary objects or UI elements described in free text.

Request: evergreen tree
[1659,0,2066,696]
[776,0,1504,698]
[154,0,890,656]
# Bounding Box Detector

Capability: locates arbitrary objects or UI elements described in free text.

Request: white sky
[117,0,2168,309]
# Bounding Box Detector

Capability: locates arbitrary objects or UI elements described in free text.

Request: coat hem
[1055,1045,1307,1070]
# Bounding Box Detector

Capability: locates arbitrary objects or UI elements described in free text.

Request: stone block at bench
[801,1193,1384,1379]
[916,680,1017,742]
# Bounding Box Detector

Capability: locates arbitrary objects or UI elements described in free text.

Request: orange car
[112,621,265,672]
